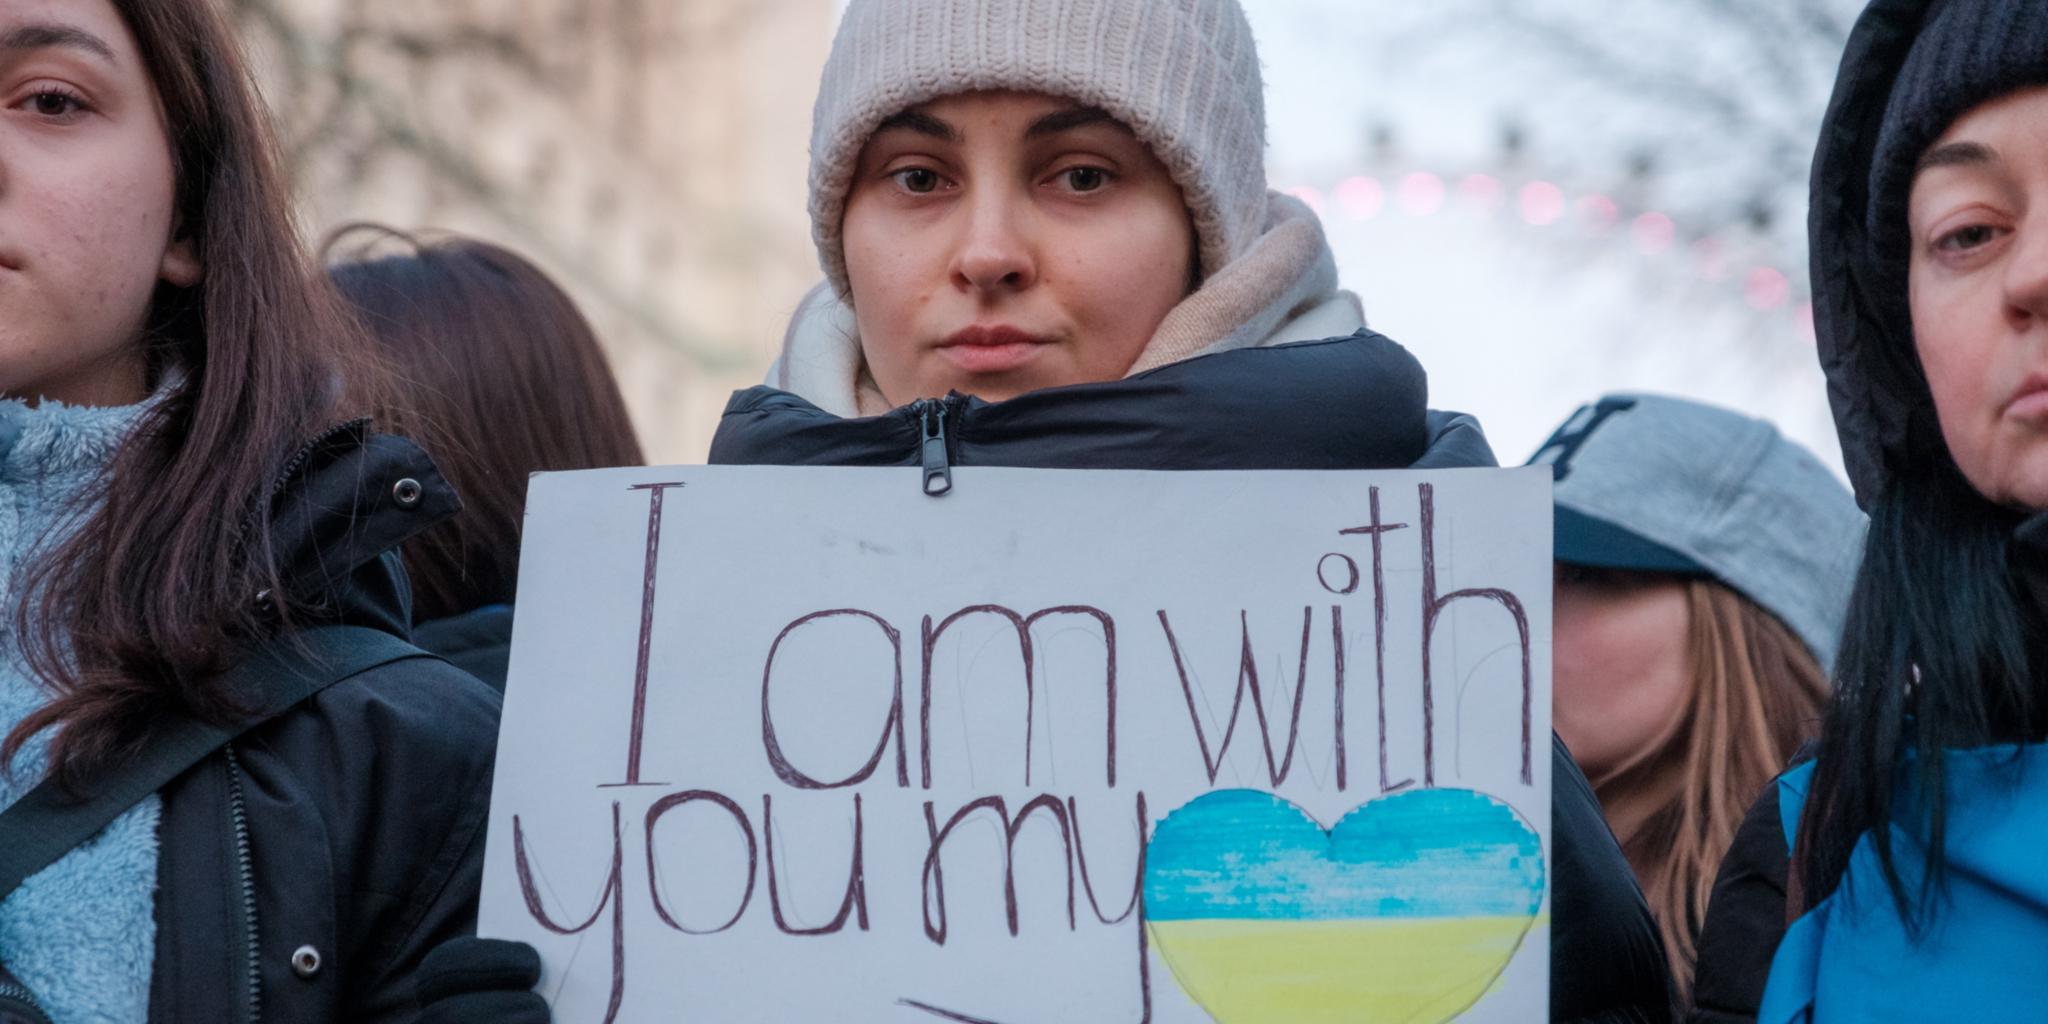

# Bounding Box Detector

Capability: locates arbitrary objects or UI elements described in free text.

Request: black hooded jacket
[412,605,515,693]
[712,329,1676,1023]
[1807,0,1950,509]
[140,424,502,1022]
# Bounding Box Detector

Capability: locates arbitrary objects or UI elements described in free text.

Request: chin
[949,378,1037,404]
[924,366,1074,404]
[2002,480,2048,513]
[1981,451,2048,513]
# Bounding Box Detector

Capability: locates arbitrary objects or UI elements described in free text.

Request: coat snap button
[291,944,322,978]
[391,477,423,509]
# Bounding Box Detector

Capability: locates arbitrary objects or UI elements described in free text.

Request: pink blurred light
[1398,172,1446,216]
[1334,176,1384,221]
[1459,174,1503,209]
[1285,185,1326,218]
[1519,181,1565,226]
[1577,194,1619,229]
[1632,212,1676,254]
[1695,237,1729,280]
[1746,267,1791,310]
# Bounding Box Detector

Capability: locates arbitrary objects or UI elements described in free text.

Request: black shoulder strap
[0,625,434,905]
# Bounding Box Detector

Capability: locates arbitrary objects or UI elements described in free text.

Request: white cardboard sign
[480,465,1553,1023]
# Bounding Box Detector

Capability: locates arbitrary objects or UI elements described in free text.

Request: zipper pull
[917,399,953,496]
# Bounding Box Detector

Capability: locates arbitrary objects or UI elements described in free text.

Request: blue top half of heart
[1143,788,1546,923]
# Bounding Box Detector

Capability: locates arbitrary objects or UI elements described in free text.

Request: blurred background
[239,0,1863,469]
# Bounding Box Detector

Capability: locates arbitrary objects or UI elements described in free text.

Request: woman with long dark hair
[326,226,645,691]
[0,1,536,1019]
[1689,2,2048,1021]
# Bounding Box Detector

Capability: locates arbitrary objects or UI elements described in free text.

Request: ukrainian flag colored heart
[1144,788,1545,1024]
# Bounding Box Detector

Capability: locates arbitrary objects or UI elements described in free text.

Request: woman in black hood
[1690,2,2048,1021]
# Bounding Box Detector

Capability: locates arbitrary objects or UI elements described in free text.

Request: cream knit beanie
[809,0,1268,299]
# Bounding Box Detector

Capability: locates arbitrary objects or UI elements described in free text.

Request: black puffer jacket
[712,330,1676,1023]
[142,424,503,1022]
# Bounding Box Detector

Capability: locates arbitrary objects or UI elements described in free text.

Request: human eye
[888,166,948,195]
[1050,165,1113,194]
[10,83,93,122]
[1932,222,2006,253]
[1555,563,1630,590]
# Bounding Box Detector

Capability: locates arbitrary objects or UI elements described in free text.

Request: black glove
[417,937,549,1024]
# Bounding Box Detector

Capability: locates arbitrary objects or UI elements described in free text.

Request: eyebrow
[1917,141,1998,175]
[872,110,957,143]
[871,105,1128,145]
[0,22,117,62]
[1026,106,1123,138]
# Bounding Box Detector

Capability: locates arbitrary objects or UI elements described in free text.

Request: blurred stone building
[236,0,836,462]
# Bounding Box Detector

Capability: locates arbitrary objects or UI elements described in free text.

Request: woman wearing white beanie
[773,0,1364,415]
[711,1,1675,1019]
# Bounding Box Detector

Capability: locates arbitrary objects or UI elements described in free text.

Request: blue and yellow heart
[1144,788,1546,1024]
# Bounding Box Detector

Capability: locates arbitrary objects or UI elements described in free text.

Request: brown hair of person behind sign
[324,225,646,622]
[1603,579,1829,999]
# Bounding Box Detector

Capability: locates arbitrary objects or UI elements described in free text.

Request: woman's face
[1909,86,2048,508]
[1552,564,1692,781]
[840,90,1195,406]
[0,0,197,407]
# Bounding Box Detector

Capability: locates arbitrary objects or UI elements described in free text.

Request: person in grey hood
[1533,394,1860,1008]
[1689,1,2048,1021]
[711,0,1675,1020]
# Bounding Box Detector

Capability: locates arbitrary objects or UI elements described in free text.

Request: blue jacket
[1760,746,2048,1023]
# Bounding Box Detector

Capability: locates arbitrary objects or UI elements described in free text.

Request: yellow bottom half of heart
[1148,913,1547,1024]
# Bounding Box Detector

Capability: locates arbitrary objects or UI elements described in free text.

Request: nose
[948,187,1037,296]
[2005,208,2048,329]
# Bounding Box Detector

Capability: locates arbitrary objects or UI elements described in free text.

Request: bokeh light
[1577,194,1619,230]
[1631,212,1676,255]
[1335,176,1385,221]
[1746,267,1791,310]
[1518,181,1566,226]
[1398,172,1446,216]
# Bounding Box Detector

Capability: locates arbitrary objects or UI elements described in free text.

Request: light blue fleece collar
[0,392,162,1024]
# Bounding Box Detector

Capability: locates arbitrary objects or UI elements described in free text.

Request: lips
[2009,374,2048,422]
[934,324,1054,374]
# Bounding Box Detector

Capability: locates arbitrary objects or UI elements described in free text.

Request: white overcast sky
[1242,0,1844,471]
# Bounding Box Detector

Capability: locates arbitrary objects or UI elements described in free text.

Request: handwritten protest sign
[480,465,1553,1023]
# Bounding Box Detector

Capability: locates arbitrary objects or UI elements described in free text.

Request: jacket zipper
[223,745,263,1024]
[912,398,955,496]
[234,418,371,547]
[0,977,54,1024]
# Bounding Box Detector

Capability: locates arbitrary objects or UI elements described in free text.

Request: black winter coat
[711,330,1677,1023]
[413,605,515,693]
[145,424,502,1022]
[1688,781,1793,1024]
